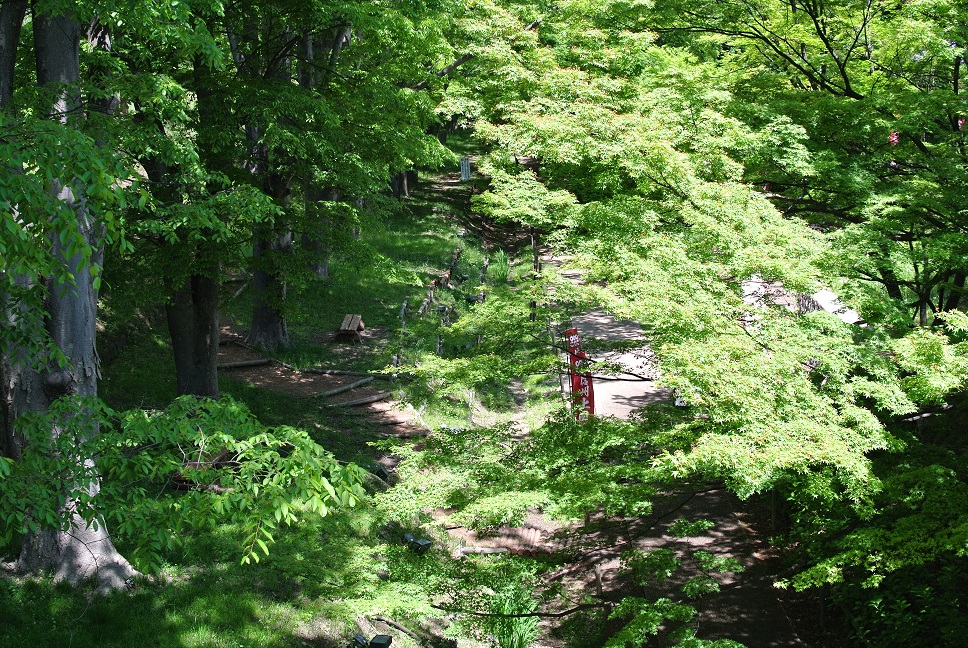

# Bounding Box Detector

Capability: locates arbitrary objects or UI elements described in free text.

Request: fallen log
[217,358,272,369]
[453,546,509,558]
[315,376,375,398]
[371,616,422,644]
[300,368,386,377]
[363,472,391,490]
[326,391,392,407]
[170,475,232,494]
[374,418,406,426]
[370,615,457,648]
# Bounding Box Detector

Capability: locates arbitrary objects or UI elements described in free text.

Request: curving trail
[558,296,809,647]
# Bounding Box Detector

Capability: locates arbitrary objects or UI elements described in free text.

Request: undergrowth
[0,160,561,648]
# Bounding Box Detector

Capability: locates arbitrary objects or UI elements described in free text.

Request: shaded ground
[544,490,806,647]
[214,175,821,647]
[549,283,810,647]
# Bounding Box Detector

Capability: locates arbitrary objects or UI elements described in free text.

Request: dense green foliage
[2,0,968,644]
[398,0,968,643]
[0,395,365,568]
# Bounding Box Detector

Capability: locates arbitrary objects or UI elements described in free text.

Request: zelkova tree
[298,26,353,281]
[209,0,455,352]
[217,1,297,352]
[118,7,277,397]
[0,4,137,588]
[95,0,282,397]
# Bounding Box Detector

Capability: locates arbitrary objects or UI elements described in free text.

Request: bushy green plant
[833,560,968,647]
[485,582,541,648]
[488,249,511,285]
[0,395,366,571]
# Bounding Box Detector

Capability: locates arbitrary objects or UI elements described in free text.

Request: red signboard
[571,354,595,418]
[562,328,594,420]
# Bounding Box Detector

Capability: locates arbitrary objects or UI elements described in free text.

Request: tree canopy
[1,0,967,643]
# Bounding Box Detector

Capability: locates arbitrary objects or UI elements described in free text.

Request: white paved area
[566,311,671,418]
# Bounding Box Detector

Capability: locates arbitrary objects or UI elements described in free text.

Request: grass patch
[0,570,309,648]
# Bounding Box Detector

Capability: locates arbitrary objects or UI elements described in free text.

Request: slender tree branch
[411,54,474,91]
[411,16,542,91]
[430,602,610,619]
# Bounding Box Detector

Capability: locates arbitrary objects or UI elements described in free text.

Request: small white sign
[459,157,471,181]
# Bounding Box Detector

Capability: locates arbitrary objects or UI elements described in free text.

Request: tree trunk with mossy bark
[0,8,137,591]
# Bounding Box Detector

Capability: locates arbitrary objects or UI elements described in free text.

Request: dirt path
[560,300,808,647]
[216,325,426,432]
[567,311,668,417]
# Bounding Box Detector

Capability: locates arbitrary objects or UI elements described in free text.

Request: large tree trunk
[141,143,222,399]
[298,33,333,279]
[0,276,41,461]
[390,170,411,199]
[247,220,292,352]
[166,272,220,398]
[0,0,27,108]
[303,187,339,279]
[0,0,29,458]
[11,200,137,591]
[244,123,293,352]
[7,8,136,591]
[243,22,293,352]
[245,136,292,352]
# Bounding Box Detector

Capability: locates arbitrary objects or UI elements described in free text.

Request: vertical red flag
[576,364,595,418]
[562,328,595,419]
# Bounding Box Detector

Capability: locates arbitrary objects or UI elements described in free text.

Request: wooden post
[530,227,539,322]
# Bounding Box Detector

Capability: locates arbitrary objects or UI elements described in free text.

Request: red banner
[572,362,595,418]
[563,329,594,420]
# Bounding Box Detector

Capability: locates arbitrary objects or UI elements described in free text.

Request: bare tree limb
[430,601,610,619]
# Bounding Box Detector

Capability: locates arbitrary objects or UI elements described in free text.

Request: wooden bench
[337,314,365,343]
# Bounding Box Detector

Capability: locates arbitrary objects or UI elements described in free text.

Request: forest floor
[209,166,835,648]
[215,293,826,648]
[0,154,849,648]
